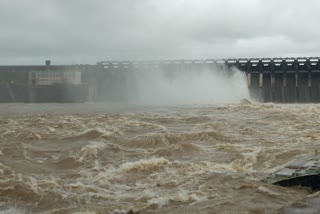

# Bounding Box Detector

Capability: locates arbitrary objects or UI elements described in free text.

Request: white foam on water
[114,157,171,173]
[78,141,107,162]
[147,190,208,208]
[257,186,281,196]
[0,203,26,214]
[0,208,26,214]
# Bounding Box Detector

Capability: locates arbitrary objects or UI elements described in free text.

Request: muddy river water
[0,102,319,213]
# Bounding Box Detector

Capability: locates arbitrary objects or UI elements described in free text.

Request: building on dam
[0,60,88,103]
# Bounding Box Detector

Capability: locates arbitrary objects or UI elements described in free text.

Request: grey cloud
[0,0,319,64]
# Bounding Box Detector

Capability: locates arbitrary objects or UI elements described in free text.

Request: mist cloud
[0,0,319,64]
[127,66,249,105]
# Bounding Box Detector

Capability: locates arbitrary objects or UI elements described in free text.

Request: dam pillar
[283,73,287,87]
[310,58,320,102]
[247,58,263,101]
[262,71,271,102]
[247,73,251,87]
[259,72,263,87]
[282,59,297,103]
[272,59,286,103]
[261,59,272,102]
[272,72,284,103]
[308,72,312,87]
[270,72,275,100]
[282,73,287,102]
[295,58,311,102]
[249,72,263,101]
[311,71,320,102]
[282,71,297,103]
[297,71,310,103]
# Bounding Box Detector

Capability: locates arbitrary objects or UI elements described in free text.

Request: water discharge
[127,66,249,105]
[0,102,320,213]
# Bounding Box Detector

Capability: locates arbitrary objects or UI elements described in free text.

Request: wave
[69,129,112,141]
[152,143,205,158]
[129,131,232,149]
[147,190,208,208]
[117,157,171,173]
[78,141,107,163]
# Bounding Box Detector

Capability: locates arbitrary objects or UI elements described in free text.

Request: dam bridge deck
[97,57,320,72]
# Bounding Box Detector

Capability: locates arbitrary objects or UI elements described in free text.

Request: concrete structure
[0,61,89,103]
[1,57,320,103]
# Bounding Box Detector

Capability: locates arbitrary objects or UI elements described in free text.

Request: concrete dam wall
[1,57,320,103]
[0,64,91,103]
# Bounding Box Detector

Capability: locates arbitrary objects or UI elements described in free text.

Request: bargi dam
[1,57,320,103]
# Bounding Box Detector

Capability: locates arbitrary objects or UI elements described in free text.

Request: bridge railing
[97,57,320,73]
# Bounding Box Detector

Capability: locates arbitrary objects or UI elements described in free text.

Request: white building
[28,71,82,85]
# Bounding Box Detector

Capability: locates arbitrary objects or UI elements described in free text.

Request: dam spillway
[1,57,320,103]
[97,57,320,103]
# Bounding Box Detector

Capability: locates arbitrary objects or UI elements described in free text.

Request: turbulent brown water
[0,102,320,213]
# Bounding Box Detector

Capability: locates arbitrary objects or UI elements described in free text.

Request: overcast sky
[0,0,319,65]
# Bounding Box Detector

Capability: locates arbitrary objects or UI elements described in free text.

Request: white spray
[126,65,250,105]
